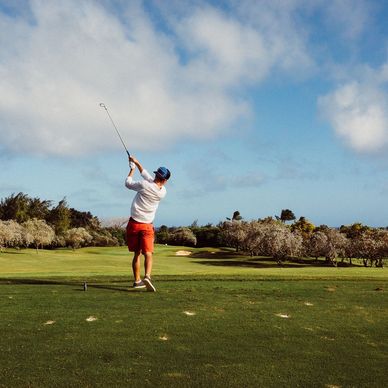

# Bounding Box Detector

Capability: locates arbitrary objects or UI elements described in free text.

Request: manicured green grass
[1,246,387,387]
[1,245,387,279]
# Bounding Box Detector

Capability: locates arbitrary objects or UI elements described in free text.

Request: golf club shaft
[100,103,130,157]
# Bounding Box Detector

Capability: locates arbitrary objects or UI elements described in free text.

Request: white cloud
[0,0,312,157]
[231,0,314,74]
[319,75,388,153]
[174,6,271,87]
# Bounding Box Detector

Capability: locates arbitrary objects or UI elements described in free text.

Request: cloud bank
[1,0,383,158]
[0,0,312,157]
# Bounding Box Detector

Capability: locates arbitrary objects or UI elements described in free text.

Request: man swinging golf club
[125,155,171,292]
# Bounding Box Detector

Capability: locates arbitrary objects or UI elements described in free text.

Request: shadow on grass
[0,278,140,293]
[0,250,28,255]
[193,260,311,268]
[191,250,309,268]
[191,250,361,269]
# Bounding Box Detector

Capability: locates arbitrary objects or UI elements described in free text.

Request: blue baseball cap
[154,166,171,180]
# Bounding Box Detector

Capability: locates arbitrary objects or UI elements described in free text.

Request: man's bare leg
[132,250,142,282]
[144,252,153,278]
[143,252,156,291]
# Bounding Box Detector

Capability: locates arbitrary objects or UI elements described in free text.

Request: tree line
[0,193,125,251]
[155,211,388,267]
[1,195,387,267]
[217,217,387,267]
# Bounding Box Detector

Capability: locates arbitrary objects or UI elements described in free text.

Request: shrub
[167,227,197,247]
[65,227,93,249]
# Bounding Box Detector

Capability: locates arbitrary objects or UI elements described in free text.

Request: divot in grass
[321,336,335,341]
[183,311,196,316]
[275,313,290,319]
[159,335,169,341]
[165,372,186,378]
[44,320,56,325]
[304,302,314,306]
[86,316,98,322]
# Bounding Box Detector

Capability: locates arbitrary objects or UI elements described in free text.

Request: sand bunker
[175,250,192,256]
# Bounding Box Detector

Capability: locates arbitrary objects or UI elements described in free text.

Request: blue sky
[1,0,388,227]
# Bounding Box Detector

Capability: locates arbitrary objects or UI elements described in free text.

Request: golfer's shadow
[0,278,138,293]
[86,284,142,292]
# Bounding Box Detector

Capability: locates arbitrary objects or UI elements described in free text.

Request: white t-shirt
[125,169,166,224]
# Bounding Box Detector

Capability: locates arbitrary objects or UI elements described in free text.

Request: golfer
[125,156,170,292]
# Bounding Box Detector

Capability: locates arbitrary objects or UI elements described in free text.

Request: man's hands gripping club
[128,155,144,178]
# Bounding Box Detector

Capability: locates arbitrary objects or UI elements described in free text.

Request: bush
[190,225,221,247]
[167,227,197,247]
[65,228,92,249]
[90,229,119,247]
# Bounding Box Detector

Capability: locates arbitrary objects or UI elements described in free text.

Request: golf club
[100,103,130,157]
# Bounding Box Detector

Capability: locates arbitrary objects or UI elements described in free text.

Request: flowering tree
[351,229,388,267]
[219,220,247,252]
[323,228,349,265]
[260,222,302,263]
[307,231,328,260]
[0,220,26,251]
[0,221,12,251]
[220,219,303,263]
[377,230,388,267]
[307,228,349,266]
[243,221,266,256]
[23,218,55,252]
[7,220,24,248]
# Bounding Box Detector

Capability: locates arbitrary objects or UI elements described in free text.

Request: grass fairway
[1,246,387,387]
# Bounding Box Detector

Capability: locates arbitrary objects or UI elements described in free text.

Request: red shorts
[126,218,154,253]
